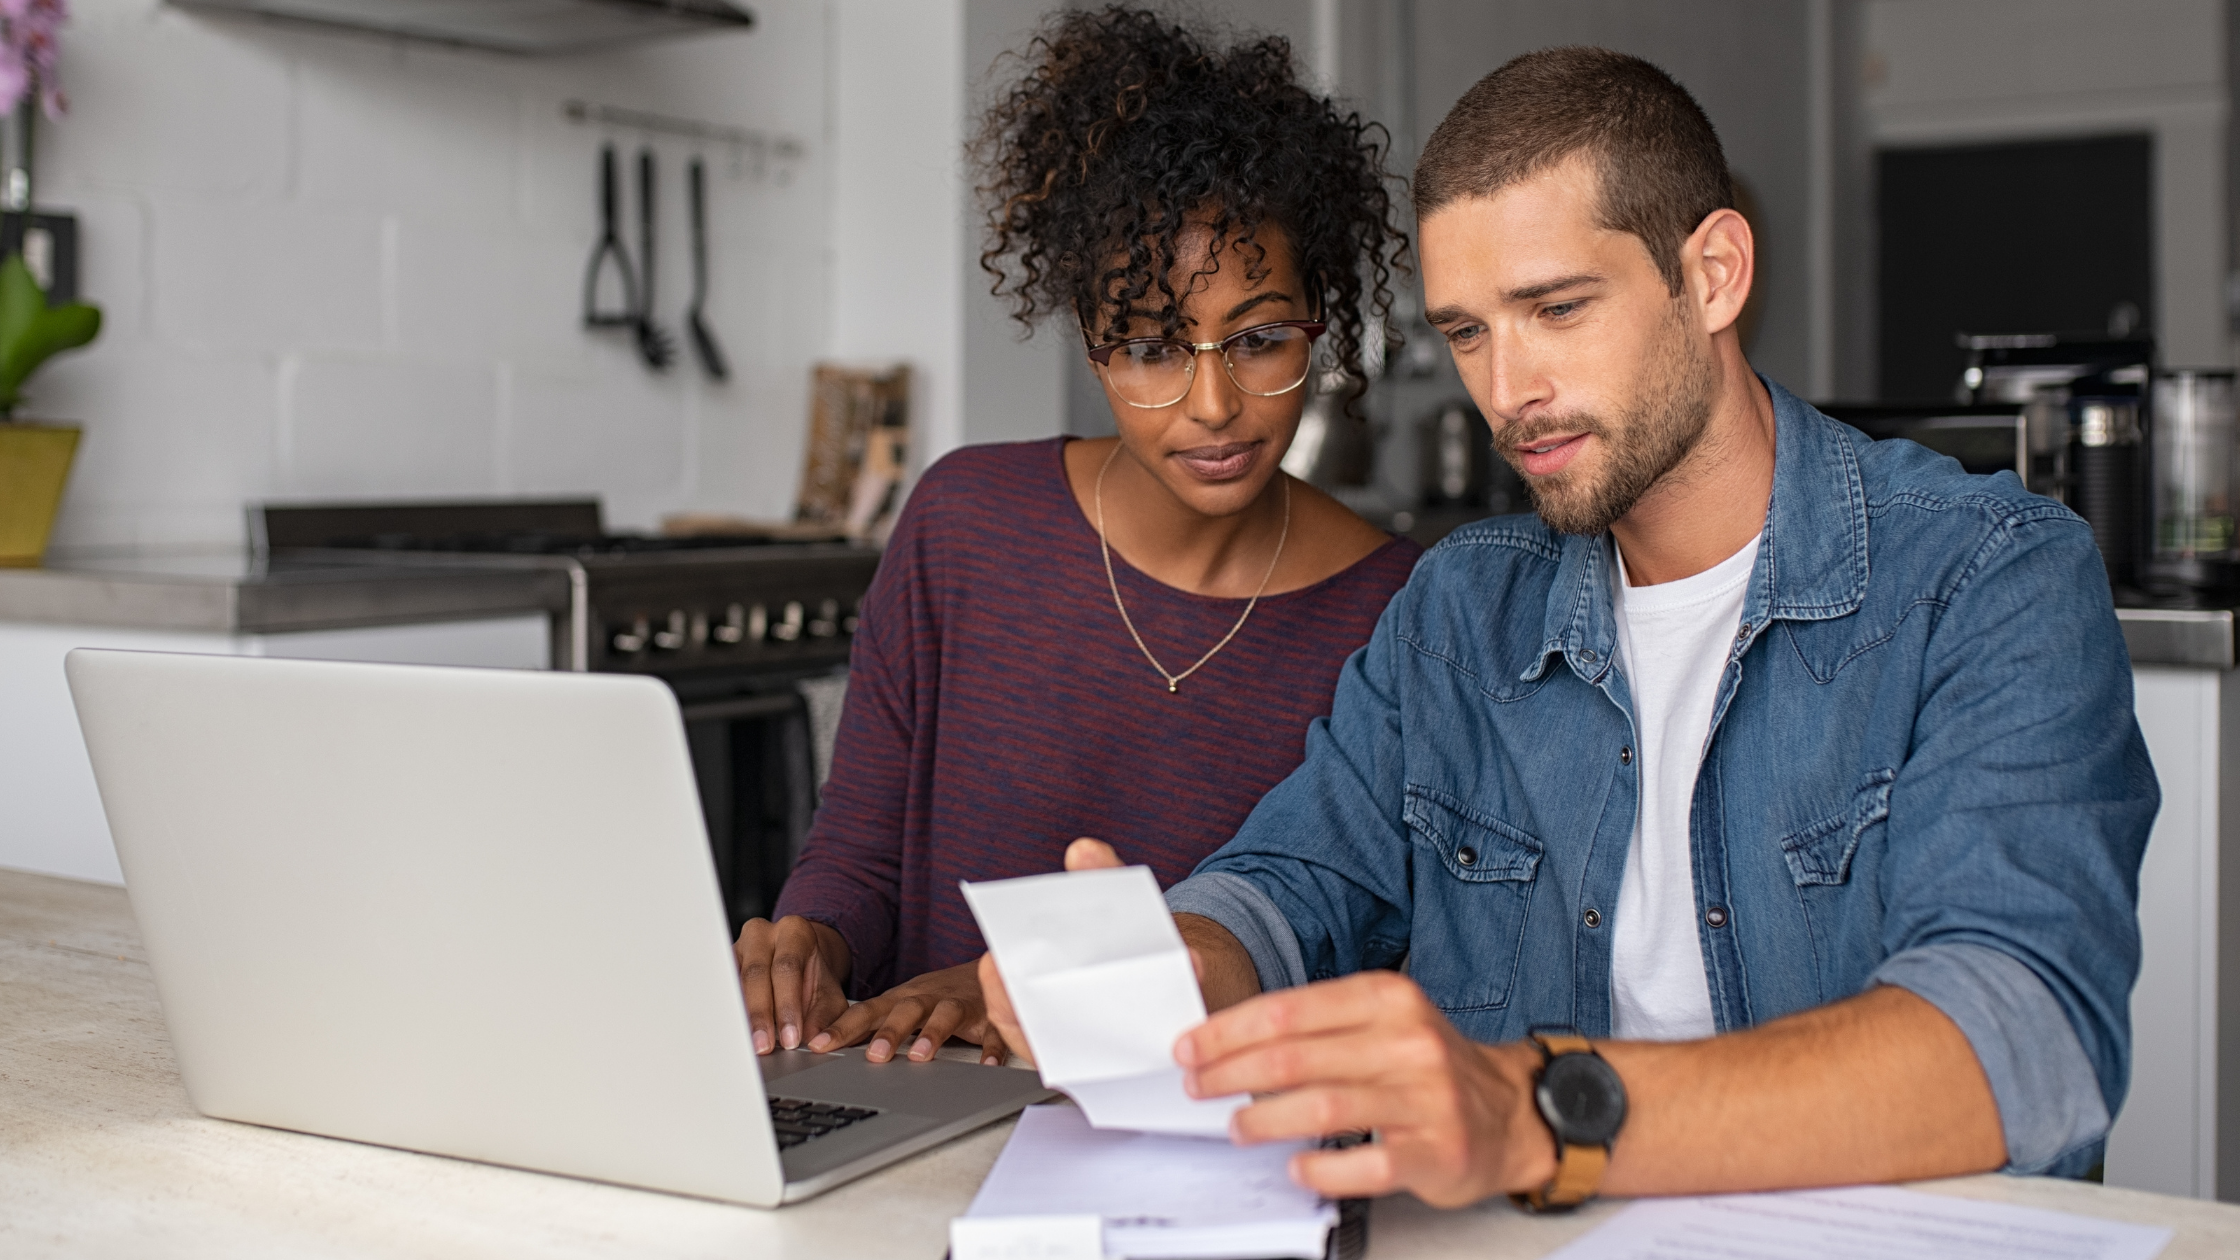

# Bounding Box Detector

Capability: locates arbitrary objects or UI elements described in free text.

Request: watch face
[1536,1052,1627,1147]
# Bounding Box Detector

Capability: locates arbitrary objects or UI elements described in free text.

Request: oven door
[670,668,845,933]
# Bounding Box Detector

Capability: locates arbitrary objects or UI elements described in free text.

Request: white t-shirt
[1608,533,1761,1041]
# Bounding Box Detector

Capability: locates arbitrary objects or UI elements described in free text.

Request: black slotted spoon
[686,158,730,381]
[582,145,640,330]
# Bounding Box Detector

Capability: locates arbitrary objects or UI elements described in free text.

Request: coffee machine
[1957,333,2162,597]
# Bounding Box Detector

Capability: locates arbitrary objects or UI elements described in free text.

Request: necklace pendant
[1167,680,1178,694]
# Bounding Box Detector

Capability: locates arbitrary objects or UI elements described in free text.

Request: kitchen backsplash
[30,0,831,549]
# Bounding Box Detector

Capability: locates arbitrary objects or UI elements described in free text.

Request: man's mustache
[1489,413,1610,459]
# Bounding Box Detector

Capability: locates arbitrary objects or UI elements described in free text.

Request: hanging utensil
[634,147,677,370]
[582,144,639,329]
[686,158,730,381]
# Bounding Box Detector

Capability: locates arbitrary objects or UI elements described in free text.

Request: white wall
[1860,0,2230,370]
[34,0,833,549]
[829,0,966,465]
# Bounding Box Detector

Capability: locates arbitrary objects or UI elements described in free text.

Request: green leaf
[0,254,102,415]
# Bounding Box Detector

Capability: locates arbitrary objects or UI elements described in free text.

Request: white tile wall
[33,0,835,548]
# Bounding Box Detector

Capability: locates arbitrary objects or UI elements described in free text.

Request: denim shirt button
[1582,908,1602,929]
[1456,846,1477,867]
[1619,745,1633,766]
[1706,906,1729,928]
[1736,623,1751,641]
[1579,648,1597,663]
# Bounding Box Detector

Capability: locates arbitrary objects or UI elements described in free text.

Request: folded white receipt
[962,866,1248,1137]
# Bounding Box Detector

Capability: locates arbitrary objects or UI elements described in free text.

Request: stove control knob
[748,602,769,642]
[810,598,840,638]
[772,600,805,642]
[713,603,746,643]
[653,610,688,651]
[842,600,862,636]
[612,617,651,654]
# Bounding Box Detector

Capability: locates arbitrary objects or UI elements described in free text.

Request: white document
[961,866,1247,1136]
[949,1213,1103,1260]
[1546,1184,2173,1260]
[954,1103,1334,1260]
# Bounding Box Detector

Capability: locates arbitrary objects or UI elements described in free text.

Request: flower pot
[0,421,80,566]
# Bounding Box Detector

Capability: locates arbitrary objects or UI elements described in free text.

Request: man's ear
[1685,207,1754,337]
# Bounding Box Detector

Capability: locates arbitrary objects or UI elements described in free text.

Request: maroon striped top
[773,438,1421,996]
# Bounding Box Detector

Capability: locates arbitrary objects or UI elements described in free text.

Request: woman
[736,6,1416,1066]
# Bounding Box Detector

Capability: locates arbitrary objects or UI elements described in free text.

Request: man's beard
[1492,307,1720,537]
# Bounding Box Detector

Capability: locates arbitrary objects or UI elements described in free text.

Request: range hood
[172,0,753,56]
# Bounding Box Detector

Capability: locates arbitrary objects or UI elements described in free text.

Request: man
[982,47,2157,1209]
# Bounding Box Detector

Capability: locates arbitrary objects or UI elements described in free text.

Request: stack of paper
[1547,1185,2173,1260]
[961,866,1247,1136]
[950,1104,1336,1260]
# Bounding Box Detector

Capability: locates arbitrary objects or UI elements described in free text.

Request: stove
[256,499,883,928]
[255,499,880,676]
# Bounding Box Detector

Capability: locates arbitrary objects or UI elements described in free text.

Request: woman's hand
[807,961,1012,1065]
[734,915,851,1055]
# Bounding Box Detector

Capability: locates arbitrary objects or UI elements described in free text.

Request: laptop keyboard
[767,1096,881,1150]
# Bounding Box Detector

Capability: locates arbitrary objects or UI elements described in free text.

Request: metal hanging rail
[562,99,803,161]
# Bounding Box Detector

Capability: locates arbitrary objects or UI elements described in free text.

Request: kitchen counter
[1,549,2223,668]
[5,867,2239,1258]
[2119,607,2235,670]
[0,548,572,634]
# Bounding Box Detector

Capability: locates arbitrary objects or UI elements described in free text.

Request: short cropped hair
[1414,47,1733,294]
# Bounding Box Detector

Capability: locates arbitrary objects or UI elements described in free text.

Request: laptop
[65,648,1053,1206]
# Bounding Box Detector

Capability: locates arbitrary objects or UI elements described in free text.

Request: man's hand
[1174,976,2006,1204]
[734,915,850,1055]
[805,960,1012,1065]
[1175,971,1553,1206]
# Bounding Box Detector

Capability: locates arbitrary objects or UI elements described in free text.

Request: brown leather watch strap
[1532,1030,1592,1057]
[1515,1029,1613,1212]
[1520,1141,1607,1211]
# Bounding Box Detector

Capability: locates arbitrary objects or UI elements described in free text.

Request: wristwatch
[1514,1026,1627,1212]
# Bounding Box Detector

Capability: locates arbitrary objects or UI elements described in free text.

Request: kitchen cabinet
[2108,610,2239,1201]
[0,552,567,885]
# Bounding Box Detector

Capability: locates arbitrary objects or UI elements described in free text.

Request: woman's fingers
[865,998,934,1063]
[910,998,971,1061]
[978,952,1035,1067]
[976,1022,1010,1068]
[809,994,894,1052]
[766,917,827,1049]
[734,918,779,1054]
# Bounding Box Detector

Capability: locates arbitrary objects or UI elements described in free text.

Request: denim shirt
[1168,379,2158,1178]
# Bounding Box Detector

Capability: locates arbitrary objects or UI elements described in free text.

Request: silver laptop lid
[67,649,786,1206]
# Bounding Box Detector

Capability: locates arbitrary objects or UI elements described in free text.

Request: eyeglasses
[1085,320,1328,410]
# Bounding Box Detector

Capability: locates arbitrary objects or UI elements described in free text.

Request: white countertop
[5,867,2237,1259]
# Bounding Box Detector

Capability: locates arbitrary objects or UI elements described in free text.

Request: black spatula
[686,158,730,381]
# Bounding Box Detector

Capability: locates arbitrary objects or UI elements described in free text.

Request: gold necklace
[1094,442,1291,694]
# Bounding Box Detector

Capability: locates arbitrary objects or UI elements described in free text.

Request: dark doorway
[1876,134,2153,400]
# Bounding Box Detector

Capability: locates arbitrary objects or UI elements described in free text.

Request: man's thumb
[1065,837,1123,870]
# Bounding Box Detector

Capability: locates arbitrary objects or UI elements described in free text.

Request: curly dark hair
[972,6,1406,404]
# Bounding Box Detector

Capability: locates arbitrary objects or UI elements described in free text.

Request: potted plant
[0,0,96,567]
[0,253,98,564]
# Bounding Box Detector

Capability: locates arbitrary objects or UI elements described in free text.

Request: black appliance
[1958,333,2156,596]
[1815,403,2031,482]
[255,499,880,930]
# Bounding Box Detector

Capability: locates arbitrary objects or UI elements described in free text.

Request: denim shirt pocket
[1403,785,1544,1013]
[1779,769,1896,886]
